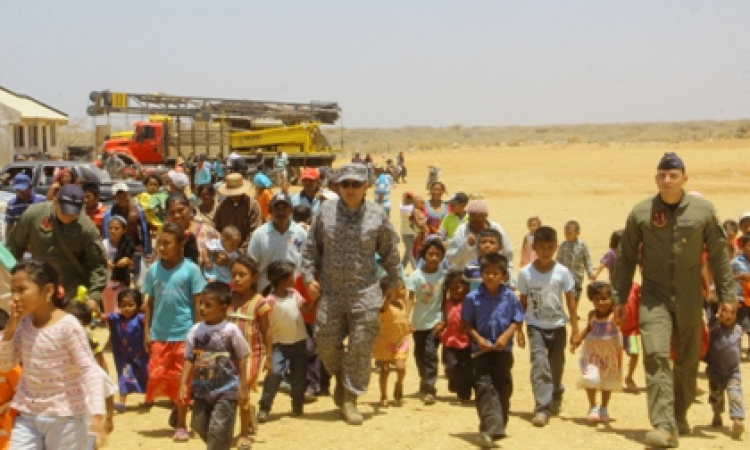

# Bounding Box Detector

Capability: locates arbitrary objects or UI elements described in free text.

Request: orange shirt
[0,366,21,450]
[256,189,273,220]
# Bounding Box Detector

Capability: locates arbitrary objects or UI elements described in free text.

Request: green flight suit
[7,202,107,301]
[613,192,736,434]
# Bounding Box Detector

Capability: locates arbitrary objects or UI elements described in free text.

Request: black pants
[443,346,474,400]
[413,329,439,395]
[191,398,237,450]
[474,351,514,436]
[259,340,307,413]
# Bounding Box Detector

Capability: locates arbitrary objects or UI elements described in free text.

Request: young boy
[180,282,251,449]
[439,192,469,241]
[203,226,241,284]
[705,302,745,440]
[464,228,506,291]
[461,253,524,447]
[556,220,595,304]
[517,226,578,427]
[730,234,750,358]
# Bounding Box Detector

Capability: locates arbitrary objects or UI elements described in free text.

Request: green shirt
[439,212,467,240]
[6,202,108,300]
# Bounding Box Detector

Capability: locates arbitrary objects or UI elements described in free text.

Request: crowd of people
[0,150,746,449]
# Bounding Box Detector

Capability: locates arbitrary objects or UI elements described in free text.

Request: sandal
[114,402,127,413]
[172,428,190,442]
[379,397,389,408]
[237,434,254,449]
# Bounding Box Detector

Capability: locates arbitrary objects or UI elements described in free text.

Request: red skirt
[146,341,186,405]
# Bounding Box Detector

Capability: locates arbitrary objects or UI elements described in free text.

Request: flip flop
[114,403,127,413]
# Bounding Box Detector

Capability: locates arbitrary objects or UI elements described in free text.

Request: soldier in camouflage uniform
[613,152,736,448]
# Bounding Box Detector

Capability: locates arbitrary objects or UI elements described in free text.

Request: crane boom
[87,90,341,125]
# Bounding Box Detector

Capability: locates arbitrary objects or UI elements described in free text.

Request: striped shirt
[556,239,594,287]
[5,194,46,226]
[0,314,105,417]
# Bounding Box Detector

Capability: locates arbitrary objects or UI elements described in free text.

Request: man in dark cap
[613,152,736,448]
[7,184,108,302]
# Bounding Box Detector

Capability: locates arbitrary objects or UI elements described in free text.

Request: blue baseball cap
[11,173,31,191]
[57,184,85,216]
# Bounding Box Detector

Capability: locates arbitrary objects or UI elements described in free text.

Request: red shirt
[441,299,469,349]
[620,283,640,336]
[85,203,108,236]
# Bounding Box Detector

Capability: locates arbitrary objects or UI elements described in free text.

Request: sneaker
[304,392,318,403]
[711,414,723,428]
[172,428,190,442]
[531,412,549,427]
[598,407,610,423]
[257,410,269,423]
[587,406,600,422]
[644,428,678,448]
[732,420,745,440]
[279,381,291,393]
[477,432,494,448]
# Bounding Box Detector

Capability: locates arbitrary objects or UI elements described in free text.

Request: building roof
[0,86,68,122]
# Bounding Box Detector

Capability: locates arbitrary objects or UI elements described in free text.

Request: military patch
[39,216,53,233]
[652,210,667,228]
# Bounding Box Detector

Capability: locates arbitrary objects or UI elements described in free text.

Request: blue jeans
[259,340,307,413]
[528,325,566,416]
[708,368,745,420]
[11,412,88,449]
[191,398,237,450]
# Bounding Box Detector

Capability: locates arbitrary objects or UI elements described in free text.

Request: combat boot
[341,391,363,425]
[644,428,679,448]
[333,373,344,407]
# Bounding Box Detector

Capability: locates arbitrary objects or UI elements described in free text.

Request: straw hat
[219,173,251,196]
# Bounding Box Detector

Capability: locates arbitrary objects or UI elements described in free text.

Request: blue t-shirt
[461,284,525,353]
[5,193,46,225]
[374,174,392,212]
[194,164,212,186]
[142,259,207,341]
[518,262,575,330]
[407,268,445,330]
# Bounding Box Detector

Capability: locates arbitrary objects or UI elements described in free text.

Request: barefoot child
[520,216,541,268]
[407,240,447,405]
[571,282,622,423]
[705,302,745,441]
[461,254,524,447]
[372,278,411,407]
[107,289,150,411]
[438,268,473,402]
[227,256,265,448]
[142,222,207,442]
[180,282,251,449]
[0,260,105,447]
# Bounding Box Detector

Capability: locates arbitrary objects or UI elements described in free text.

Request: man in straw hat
[301,164,400,425]
[214,173,263,253]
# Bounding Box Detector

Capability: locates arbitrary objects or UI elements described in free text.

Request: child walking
[0,260,105,448]
[591,230,622,282]
[257,261,317,421]
[227,256,265,449]
[407,240,447,405]
[520,216,541,268]
[102,215,135,314]
[180,282,251,449]
[0,314,20,450]
[705,302,745,440]
[372,278,411,407]
[621,266,642,392]
[464,228,506,291]
[517,226,579,427]
[556,220,595,304]
[570,282,622,423]
[461,254,524,447]
[438,268,473,402]
[107,289,150,411]
[142,222,207,442]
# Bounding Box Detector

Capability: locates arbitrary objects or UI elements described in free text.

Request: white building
[0,86,68,166]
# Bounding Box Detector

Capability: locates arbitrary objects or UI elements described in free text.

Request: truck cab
[103,121,165,164]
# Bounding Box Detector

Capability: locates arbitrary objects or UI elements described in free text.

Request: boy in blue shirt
[461,253,524,447]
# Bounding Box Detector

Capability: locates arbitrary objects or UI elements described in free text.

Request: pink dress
[578,318,623,391]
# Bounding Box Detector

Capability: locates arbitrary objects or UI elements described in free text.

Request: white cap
[168,171,190,189]
[740,212,750,223]
[111,182,130,195]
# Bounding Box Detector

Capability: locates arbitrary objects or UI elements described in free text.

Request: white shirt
[517,262,575,329]
[266,289,307,344]
[247,221,308,291]
[446,220,515,280]
[399,204,415,236]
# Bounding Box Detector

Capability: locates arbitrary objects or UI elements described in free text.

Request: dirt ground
[100,141,750,449]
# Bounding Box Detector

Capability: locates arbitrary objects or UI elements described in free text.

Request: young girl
[0,260,105,447]
[424,181,448,233]
[257,261,317,421]
[436,268,473,403]
[142,222,207,442]
[0,314,20,450]
[135,174,164,233]
[107,289,149,412]
[519,216,541,268]
[592,230,623,282]
[227,256,265,449]
[372,278,411,407]
[407,239,447,405]
[570,282,622,423]
[102,215,135,314]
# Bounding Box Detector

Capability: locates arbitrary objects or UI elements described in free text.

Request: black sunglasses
[341,180,364,189]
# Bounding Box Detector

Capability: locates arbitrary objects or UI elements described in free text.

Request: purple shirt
[601,249,617,272]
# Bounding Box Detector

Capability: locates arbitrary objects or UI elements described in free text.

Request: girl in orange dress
[372,278,411,407]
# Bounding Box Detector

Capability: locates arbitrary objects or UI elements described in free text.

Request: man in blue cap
[7,184,107,302]
[613,152,737,448]
[5,173,46,237]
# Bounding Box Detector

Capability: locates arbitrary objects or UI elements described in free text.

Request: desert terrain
[100,140,750,449]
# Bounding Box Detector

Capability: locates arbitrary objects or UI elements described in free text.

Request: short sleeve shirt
[142,259,207,341]
[407,268,445,330]
[518,262,575,329]
[5,194,46,225]
[730,255,750,299]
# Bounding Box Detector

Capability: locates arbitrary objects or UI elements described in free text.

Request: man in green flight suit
[613,152,736,448]
[7,184,107,302]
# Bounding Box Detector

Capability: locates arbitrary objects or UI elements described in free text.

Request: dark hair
[534,226,557,243]
[232,255,259,274]
[419,238,446,260]
[82,181,100,197]
[160,222,200,263]
[479,253,509,275]
[586,281,613,300]
[609,230,623,250]
[11,260,68,308]
[67,301,93,326]
[565,220,580,232]
[723,219,739,234]
[478,228,503,248]
[118,288,143,309]
[266,260,295,290]
[379,277,391,293]
[143,175,162,187]
[527,216,541,227]
[739,234,750,248]
[428,181,446,193]
[443,268,469,307]
[293,205,312,224]
[197,183,216,197]
[166,192,191,210]
[203,281,232,306]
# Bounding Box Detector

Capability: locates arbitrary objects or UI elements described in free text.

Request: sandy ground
[101,141,750,449]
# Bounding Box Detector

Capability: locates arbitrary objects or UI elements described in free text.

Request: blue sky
[2,0,749,127]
